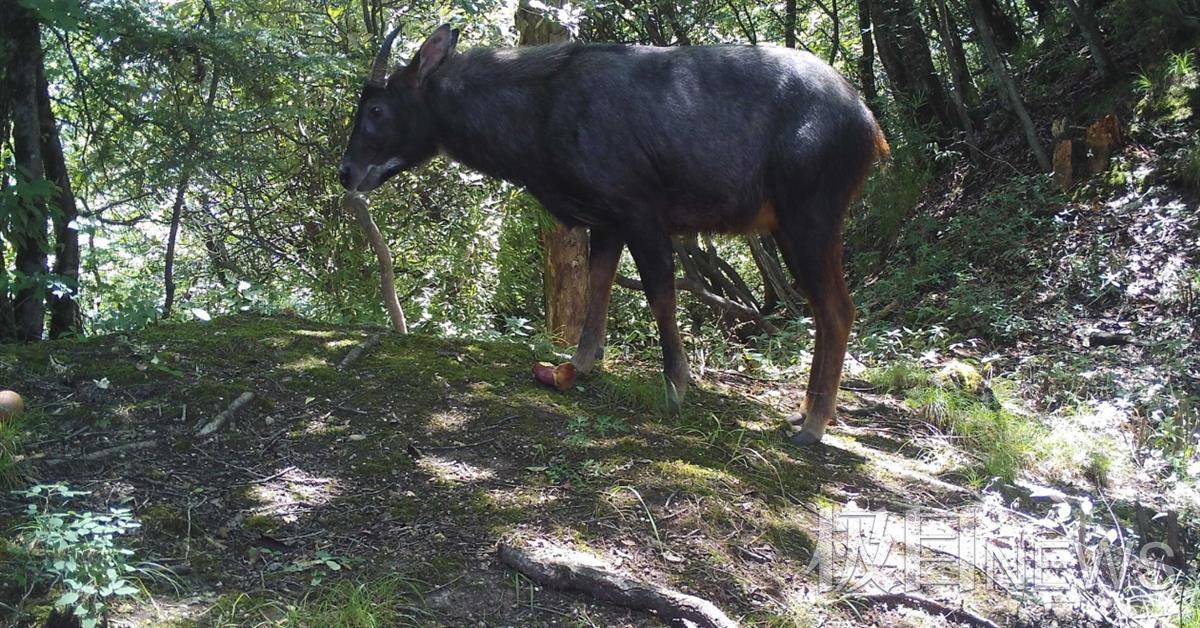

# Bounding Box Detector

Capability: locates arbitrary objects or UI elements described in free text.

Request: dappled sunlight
[279,355,331,373]
[246,466,341,523]
[4,0,1197,623]
[424,409,472,433]
[419,455,496,485]
[484,485,559,509]
[323,339,358,352]
[261,335,298,350]
[290,330,340,339]
[639,459,743,496]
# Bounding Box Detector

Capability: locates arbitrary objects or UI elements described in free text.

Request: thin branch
[616,274,779,335]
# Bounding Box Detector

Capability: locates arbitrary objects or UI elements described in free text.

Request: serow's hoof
[788,430,824,446]
[533,362,577,391]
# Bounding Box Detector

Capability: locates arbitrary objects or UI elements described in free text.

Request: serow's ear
[415,24,457,84]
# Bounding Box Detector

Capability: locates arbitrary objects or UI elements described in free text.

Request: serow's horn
[369,26,402,85]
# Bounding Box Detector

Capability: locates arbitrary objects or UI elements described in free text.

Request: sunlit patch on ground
[247,466,340,522]
[418,454,496,484]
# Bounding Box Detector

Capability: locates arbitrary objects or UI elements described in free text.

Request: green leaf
[55,590,80,608]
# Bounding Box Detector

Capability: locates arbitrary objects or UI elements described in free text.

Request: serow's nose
[338,163,352,188]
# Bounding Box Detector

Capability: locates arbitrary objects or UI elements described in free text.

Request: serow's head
[338,25,458,192]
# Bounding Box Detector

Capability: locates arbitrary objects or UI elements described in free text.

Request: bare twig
[45,439,159,464]
[338,333,382,369]
[196,392,255,436]
[616,274,779,335]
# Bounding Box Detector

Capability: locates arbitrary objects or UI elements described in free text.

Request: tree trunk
[930,0,980,154]
[1060,0,1116,80]
[856,0,878,107]
[0,6,16,341]
[980,0,1022,52]
[785,0,798,49]
[161,173,190,319]
[968,0,1052,170]
[932,0,977,104]
[827,0,841,65]
[38,67,82,338]
[7,2,49,342]
[517,0,589,346]
[162,2,220,320]
[747,236,806,319]
[1026,0,1057,33]
[869,0,956,135]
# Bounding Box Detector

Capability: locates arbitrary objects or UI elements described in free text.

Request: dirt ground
[0,315,1187,626]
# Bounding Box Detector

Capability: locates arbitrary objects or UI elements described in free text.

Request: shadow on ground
[0,315,994,626]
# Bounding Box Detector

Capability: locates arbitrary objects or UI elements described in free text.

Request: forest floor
[0,314,1192,626]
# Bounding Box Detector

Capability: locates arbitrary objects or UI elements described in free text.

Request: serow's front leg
[570,229,624,374]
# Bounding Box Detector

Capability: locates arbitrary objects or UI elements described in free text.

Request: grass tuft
[864,362,930,394]
[905,386,1044,483]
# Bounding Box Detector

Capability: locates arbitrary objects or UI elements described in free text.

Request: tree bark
[1060,0,1116,80]
[161,172,190,319]
[162,2,220,319]
[1026,0,1057,33]
[827,0,841,65]
[7,2,49,342]
[342,194,407,334]
[930,0,980,154]
[931,0,977,105]
[979,0,1022,52]
[0,8,16,341]
[38,66,82,338]
[968,0,1052,170]
[517,0,589,346]
[747,235,806,319]
[785,0,798,49]
[856,0,879,107]
[498,541,739,628]
[869,0,956,135]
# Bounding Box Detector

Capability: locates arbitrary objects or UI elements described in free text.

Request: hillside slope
[0,315,1190,626]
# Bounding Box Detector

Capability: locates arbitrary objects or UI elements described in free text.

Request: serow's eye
[369,106,383,118]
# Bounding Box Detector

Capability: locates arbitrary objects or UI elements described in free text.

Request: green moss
[142,503,189,536]
[244,514,283,534]
[645,460,733,497]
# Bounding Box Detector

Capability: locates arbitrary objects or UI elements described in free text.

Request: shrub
[4,484,168,628]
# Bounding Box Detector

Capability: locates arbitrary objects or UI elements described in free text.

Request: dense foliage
[2,0,1200,624]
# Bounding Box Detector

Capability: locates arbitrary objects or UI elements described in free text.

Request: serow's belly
[662,201,778,235]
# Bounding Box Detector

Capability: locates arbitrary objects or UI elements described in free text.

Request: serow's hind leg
[625,228,689,411]
[774,223,855,445]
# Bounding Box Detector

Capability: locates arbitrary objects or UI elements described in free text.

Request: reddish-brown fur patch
[744,201,779,233]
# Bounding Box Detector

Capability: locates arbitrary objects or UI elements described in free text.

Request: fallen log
[497,540,739,628]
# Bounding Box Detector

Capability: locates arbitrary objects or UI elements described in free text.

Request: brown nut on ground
[532,362,577,391]
[0,390,24,420]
